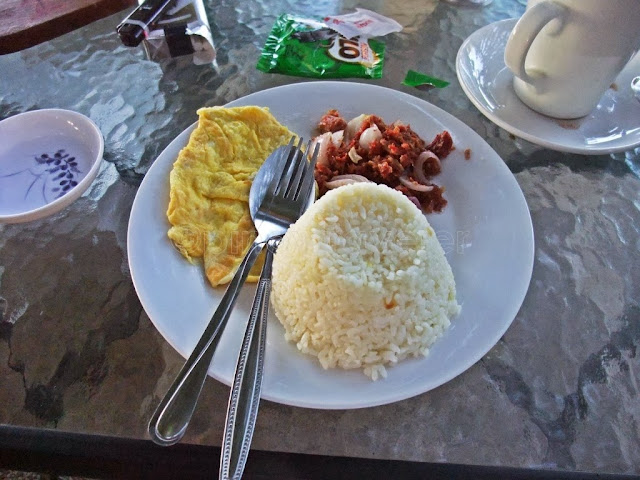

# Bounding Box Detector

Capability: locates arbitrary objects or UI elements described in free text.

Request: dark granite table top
[1,0,639,478]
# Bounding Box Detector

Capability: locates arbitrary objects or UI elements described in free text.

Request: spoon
[148,139,299,446]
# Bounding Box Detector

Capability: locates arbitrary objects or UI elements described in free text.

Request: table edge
[0,425,637,479]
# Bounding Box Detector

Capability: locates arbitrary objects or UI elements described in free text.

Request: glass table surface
[1,0,639,477]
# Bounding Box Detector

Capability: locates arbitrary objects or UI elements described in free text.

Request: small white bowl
[0,109,104,223]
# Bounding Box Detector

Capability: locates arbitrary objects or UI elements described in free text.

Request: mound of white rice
[271,183,460,380]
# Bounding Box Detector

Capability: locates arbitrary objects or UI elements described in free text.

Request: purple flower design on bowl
[34,149,82,199]
[1,148,83,203]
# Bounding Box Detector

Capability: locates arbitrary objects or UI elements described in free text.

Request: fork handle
[220,241,275,480]
[148,240,265,446]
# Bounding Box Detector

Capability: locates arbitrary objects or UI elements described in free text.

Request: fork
[219,140,318,480]
[149,137,314,446]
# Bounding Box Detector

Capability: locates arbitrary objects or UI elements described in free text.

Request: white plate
[0,109,104,223]
[456,19,640,155]
[127,81,534,409]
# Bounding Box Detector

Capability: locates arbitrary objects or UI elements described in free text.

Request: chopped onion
[413,151,441,184]
[407,196,422,209]
[345,114,369,141]
[311,132,332,166]
[348,147,363,163]
[399,174,434,192]
[359,124,382,151]
[325,174,372,189]
[331,130,344,146]
[311,130,345,167]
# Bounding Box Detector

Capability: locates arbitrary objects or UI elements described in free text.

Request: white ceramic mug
[504,0,640,119]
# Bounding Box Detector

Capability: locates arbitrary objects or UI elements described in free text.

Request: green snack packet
[257,14,385,79]
[402,70,450,90]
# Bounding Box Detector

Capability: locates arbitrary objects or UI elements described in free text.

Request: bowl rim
[0,108,105,224]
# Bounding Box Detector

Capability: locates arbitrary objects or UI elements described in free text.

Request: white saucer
[456,19,640,155]
[0,109,104,223]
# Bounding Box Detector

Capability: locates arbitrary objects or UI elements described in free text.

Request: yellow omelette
[166,106,296,287]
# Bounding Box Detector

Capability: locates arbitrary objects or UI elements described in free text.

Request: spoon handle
[220,241,275,480]
[148,240,265,446]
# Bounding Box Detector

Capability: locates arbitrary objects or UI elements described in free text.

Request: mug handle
[504,1,568,85]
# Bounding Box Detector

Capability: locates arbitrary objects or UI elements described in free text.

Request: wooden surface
[0,0,137,54]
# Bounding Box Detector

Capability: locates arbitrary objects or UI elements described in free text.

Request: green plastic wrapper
[257,14,385,79]
[402,70,450,90]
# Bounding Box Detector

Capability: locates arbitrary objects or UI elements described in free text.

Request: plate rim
[127,80,535,409]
